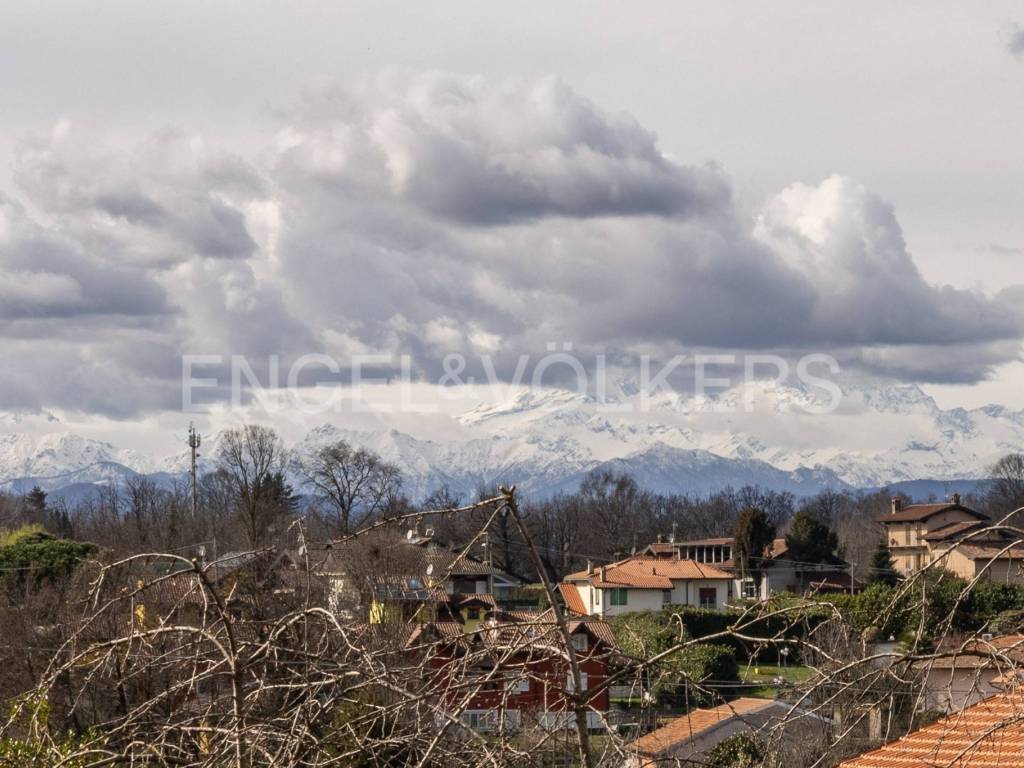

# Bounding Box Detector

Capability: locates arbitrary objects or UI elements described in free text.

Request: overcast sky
[2,1,1023,425]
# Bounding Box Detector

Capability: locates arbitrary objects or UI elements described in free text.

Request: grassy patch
[738,663,812,699]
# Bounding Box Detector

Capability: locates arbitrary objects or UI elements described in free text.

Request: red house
[406,608,618,732]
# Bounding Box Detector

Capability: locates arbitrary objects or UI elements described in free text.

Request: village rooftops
[879,495,989,524]
[564,557,731,589]
[840,690,1024,767]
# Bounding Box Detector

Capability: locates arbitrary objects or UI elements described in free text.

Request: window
[505,671,529,693]
[699,588,717,610]
[609,588,628,606]
[566,672,589,692]
[461,711,497,731]
[662,589,672,604]
[742,580,757,599]
[467,607,480,620]
[571,633,588,652]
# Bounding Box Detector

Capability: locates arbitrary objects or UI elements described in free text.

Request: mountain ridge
[1,380,1021,502]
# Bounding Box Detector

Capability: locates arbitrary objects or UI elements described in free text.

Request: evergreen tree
[784,509,839,565]
[25,486,48,518]
[869,536,898,586]
[733,507,776,582]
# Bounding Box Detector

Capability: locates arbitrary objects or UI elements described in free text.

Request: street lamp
[780,646,790,670]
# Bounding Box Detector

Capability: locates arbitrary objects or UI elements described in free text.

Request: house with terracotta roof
[642,536,856,600]
[879,495,1024,583]
[839,690,1024,768]
[625,697,826,767]
[561,556,732,618]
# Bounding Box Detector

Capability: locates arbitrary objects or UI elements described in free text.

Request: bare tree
[988,453,1024,525]
[299,440,402,536]
[217,425,290,548]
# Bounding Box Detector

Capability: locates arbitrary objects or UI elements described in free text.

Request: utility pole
[188,423,201,521]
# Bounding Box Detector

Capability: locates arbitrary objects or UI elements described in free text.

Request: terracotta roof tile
[565,557,731,589]
[840,690,1024,767]
[559,583,588,615]
[629,698,775,756]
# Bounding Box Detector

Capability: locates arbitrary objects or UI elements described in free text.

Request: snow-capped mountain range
[1,379,1022,502]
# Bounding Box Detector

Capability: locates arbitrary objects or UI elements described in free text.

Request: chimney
[952,492,961,506]
[587,560,594,575]
[656,533,664,544]
[891,497,902,515]
[670,522,677,544]
[599,565,607,582]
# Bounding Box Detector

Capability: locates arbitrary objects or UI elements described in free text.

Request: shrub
[705,733,766,768]
[0,532,97,589]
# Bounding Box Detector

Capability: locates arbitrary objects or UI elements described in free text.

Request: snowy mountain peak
[1,380,1023,501]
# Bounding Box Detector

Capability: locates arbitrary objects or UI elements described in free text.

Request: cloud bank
[0,73,1021,416]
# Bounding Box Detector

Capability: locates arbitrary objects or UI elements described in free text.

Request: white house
[644,537,857,600]
[560,556,732,618]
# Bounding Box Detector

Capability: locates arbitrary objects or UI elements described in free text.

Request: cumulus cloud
[276,73,731,225]
[1,73,1022,416]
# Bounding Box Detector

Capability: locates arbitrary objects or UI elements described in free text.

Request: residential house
[879,495,1024,583]
[839,690,1024,768]
[312,530,523,620]
[409,609,618,732]
[642,537,857,600]
[917,633,1024,713]
[561,556,732,618]
[625,698,828,767]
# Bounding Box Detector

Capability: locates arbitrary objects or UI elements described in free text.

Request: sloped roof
[564,557,732,589]
[768,538,789,559]
[457,593,496,608]
[879,503,988,524]
[840,691,1024,767]
[922,520,988,542]
[568,617,618,649]
[643,542,678,557]
[925,635,1024,670]
[958,543,1024,562]
[629,698,776,756]
[411,610,618,655]
[675,537,733,547]
[559,583,588,615]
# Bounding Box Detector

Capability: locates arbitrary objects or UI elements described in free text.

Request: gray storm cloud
[0,72,1021,415]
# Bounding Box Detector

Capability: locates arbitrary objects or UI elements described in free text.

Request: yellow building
[880,495,1024,583]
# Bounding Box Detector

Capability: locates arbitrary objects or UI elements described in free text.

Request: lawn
[739,663,813,699]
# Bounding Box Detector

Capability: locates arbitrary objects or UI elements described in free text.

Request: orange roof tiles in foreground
[840,691,1024,768]
[630,698,775,756]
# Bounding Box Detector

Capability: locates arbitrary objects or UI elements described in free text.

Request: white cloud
[1,73,1022,417]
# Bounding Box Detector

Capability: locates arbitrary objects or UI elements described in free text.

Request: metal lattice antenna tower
[187,423,201,521]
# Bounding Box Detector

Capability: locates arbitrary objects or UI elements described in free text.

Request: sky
[1,0,1024,442]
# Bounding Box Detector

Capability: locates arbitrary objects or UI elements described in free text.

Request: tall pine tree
[869,537,898,586]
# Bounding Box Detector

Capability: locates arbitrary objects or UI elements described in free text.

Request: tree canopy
[733,507,776,581]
